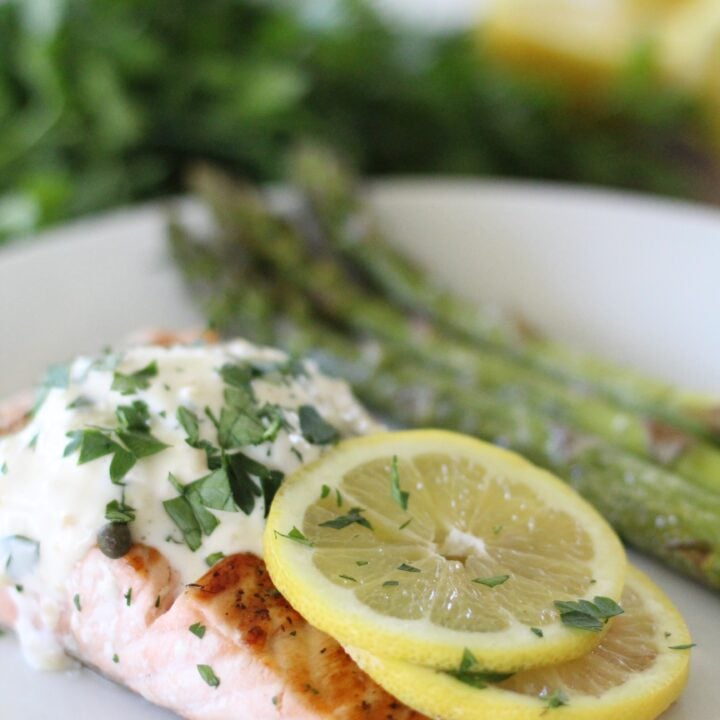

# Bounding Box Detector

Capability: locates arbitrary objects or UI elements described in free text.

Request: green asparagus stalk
[190,166,720,496]
[289,144,720,445]
[169,216,720,590]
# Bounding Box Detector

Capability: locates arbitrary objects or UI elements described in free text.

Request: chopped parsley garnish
[73,594,82,612]
[115,400,151,432]
[0,461,6,475]
[398,518,412,530]
[668,643,696,650]
[163,454,284,551]
[543,689,569,709]
[390,455,409,510]
[15,585,23,593]
[105,499,136,523]
[321,484,331,499]
[27,433,39,450]
[397,563,421,573]
[335,489,343,507]
[112,654,119,664]
[197,664,220,688]
[445,648,514,689]
[298,405,340,445]
[355,560,369,566]
[205,552,225,567]
[124,588,132,606]
[492,525,503,535]
[382,580,399,587]
[319,507,372,531]
[116,430,169,458]
[554,597,624,632]
[67,395,93,410]
[274,526,313,546]
[64,400,168,485]
[473,574,510,588]
[177,406,221,470]
[339,574,357,582]
[163,495,203,551]
[531,627,544,638]
[111,361,158,395]
[189,622,206,639]
[32,362,70,414]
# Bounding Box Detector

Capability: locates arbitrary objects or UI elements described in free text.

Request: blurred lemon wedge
[264,430,626,672]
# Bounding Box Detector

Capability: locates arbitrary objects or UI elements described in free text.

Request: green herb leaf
[197,664,220,688]
[115,400,151,432]
[531,627,544,638]
[224,454,262,514]
[321,484,331,498]
[177,406,200,444]
[319,507,372,531]
[73,594,81,612]
[274,526,313,546]
[298,405,339,445]
[397,563,420,573]
[382,580,399,587]
[178,406,221,469]
[1,462,7,475]
[109,447,136,484]
[112,654,119,664]
[218,404,267,448]
[189,622,206,639]
[390,455,409,510]
[445,648,514,689]
[355,560,368,566]
[668,643,696,650]
[554,596,624,632]
[473,574,510,588]
[64,429,118,464]
[116,430,169,459]
[105,499,136,523]
[111,361,158,395]
[33,363,70,414]
[192,468,236,512]
[339,574,357,582]
[205,552,225,567]
[163,496,202,551]
[219,363,256,391]
[185,487,220,536]
[544,689,569,709]
[124,588,132,606]
[67,395,93,410]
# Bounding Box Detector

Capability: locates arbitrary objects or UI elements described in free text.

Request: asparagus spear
[289,144,720,445]
[190,166,720,495]
[169,217,720,590]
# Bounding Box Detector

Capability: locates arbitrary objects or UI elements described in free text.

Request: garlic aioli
[0,339,381,668]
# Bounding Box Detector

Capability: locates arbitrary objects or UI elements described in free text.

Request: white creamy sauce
[0,339,380,668]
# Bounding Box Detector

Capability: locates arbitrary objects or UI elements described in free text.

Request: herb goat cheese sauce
[0,339,380,668]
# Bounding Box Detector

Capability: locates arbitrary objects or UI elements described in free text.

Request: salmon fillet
[0,381,427,720]
[2,547,427,720]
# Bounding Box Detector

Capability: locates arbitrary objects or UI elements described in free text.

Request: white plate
[1,181,718,719]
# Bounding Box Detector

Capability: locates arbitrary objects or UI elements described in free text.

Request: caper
[97,522,132,559]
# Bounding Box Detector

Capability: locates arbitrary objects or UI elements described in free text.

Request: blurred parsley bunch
[0,0,711,243]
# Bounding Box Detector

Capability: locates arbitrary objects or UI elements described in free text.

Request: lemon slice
[348,565,691,720]
[264,430,626,671]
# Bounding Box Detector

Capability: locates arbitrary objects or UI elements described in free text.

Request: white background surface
[1,181,719,718]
